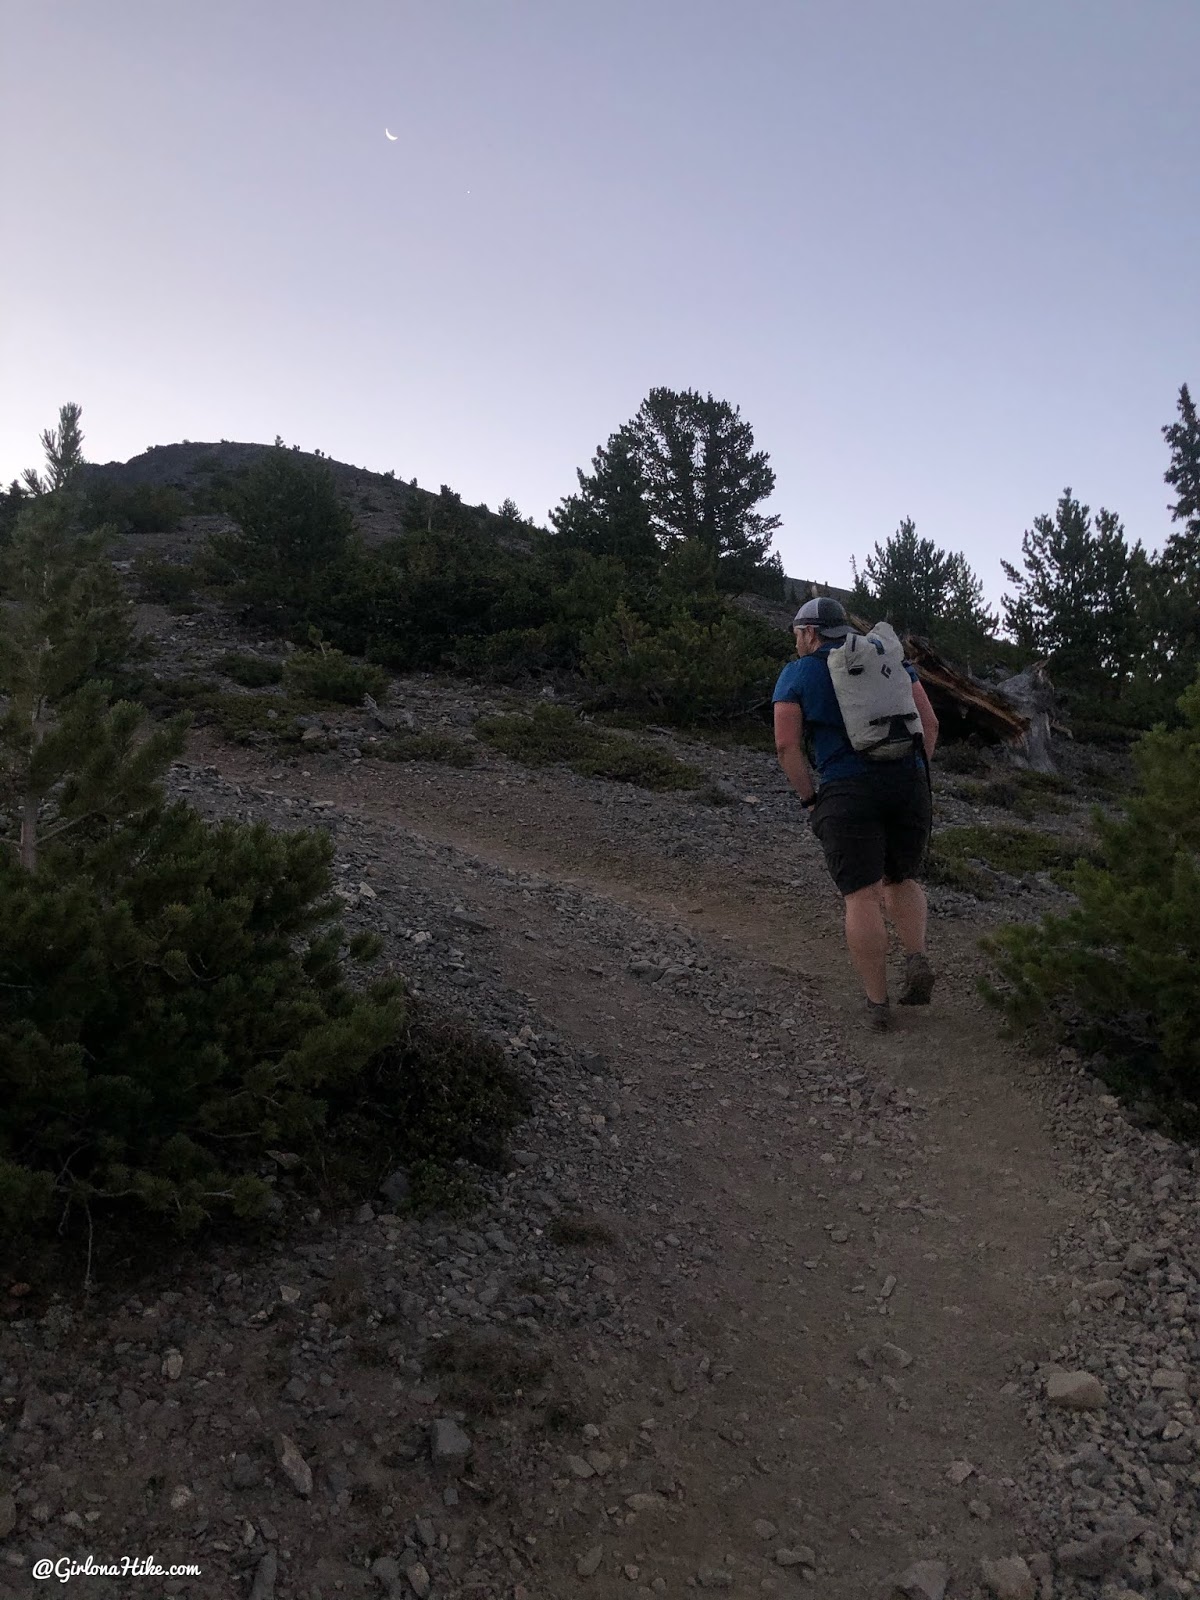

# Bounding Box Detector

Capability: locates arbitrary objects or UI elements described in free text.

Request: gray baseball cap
[793,596,851,638]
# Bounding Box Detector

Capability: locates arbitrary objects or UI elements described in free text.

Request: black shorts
[810,766,931,896]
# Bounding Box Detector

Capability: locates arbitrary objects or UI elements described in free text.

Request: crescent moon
[385,128,398,140]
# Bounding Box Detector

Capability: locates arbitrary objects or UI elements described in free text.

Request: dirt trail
[194,733,1084,1596]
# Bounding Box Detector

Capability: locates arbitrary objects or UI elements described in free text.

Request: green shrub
[933,822,1088,879]
[83,482,187,537]
[137,559,196,606]
[281,646,389,705]
[203,691,297,745]
[582,599,790,725]
[0,807,406,1244]
[958,773,1070,820]
[378,732,475,767]
[126,675,221,717]
[217,652,284,688]
[983,671,1200,1121]
[475,704,702,791]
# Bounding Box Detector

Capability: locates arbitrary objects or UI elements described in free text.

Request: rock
[1045,1370,1107,1409]
[753,1519,778,1539]
[169,1485,193,1510]
[576,1544,604,1577]
[1123,1241,1161,1273]
[1082,1279,1123,1299]
[275,1434,313,1497]
[406,1564,431,1599]
[880,1343,913,1369]
[379,1168,411,1206]
[979,1554,1035,1600]
[231,1454,263,1490]
[624,1492,667,1512]
[696,1571,734,1589]
[1150,1368,1187,1392]
[1055,1531,1129,1578]
[0,1494,15,1539]
[894,1561,949,1600]
[947,1459,974,1484]
[162,1348,183,1381]
[371,1557,401,1585]
[430,1418,471,1477]
[249,1550,278,1600]
[565,1454,594,1479]
[775,1547,816,1568]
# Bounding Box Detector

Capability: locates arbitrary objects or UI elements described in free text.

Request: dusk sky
[4,1,1198,601]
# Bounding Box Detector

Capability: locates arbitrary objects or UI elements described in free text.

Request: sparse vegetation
[927,822,1093,897]
[377,732,475,766]
[216,652,284,688]
[423,1329,550,1414]
[545,1214,618,1248]
[475,704,703,791]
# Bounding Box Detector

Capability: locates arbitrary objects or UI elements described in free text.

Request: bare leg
[883,878,927,954]
[843,882,889,1003]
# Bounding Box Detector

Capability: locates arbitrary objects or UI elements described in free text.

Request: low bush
[0,808,402,1246]
[475,704,702,791]
[137,559,196,606]
[983,671,1200,1125]
[0,804,531,1263]
[357,1013,530,1212]
[422,1329,550,1415]
[933,822,1088,879]
[924,845,995,898]
[282,646,389,706]
[216,652,284,688]
[84,482,187,537]
[378,732,476,767]
[958,773,1070,820]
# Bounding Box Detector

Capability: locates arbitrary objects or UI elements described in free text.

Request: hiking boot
[898,951,935,1006]
[866,998,893,1033]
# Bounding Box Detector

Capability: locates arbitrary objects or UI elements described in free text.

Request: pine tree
[20,401,85,496]
[984,668,1200,1109]
[0,418,172,873]
[851,520,995,658]
[626,389,781,588]
[1159,383,1200,682]
[206,443,356,627]
[1001,490,1150,689]
[0,481,30,548]
[1162,382,1200,578]
[550,426,661,573]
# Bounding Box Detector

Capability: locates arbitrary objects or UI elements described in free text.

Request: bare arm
[913,680,939,760]
[774,701,816,803]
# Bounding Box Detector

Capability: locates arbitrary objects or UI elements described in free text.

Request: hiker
[773,596,939,1030]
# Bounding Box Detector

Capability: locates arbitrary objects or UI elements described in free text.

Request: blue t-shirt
[773,641,921,783]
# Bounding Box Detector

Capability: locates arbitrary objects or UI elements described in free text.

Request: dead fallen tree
[902,637,1064,772]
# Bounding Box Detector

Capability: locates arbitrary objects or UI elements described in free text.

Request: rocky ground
[1,604,1197,1600]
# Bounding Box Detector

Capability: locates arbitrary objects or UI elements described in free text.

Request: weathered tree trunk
[990,661,1063,774]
